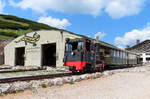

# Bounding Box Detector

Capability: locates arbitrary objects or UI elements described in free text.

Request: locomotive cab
[64,38,85,72]
[64,38,105,73]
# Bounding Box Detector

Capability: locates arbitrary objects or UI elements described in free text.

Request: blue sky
[1,0,150,48]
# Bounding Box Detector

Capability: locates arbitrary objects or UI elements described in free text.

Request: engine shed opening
[15,47,25,66]
[42,43,56,67]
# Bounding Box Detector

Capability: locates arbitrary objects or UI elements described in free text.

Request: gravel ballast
[1,65,150,99]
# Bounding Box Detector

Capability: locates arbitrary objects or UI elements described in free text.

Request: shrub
[41,84,47,88]
[68,81,74,85]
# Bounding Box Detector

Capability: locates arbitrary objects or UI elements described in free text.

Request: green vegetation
[41,84,47,88]
[68,81,74,85]
[0,93,4,96]
[12,90,24,94]
[0,14,60,39]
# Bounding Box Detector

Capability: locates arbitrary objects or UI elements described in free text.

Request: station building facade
[4,30,81,67]
[126,40,150,64]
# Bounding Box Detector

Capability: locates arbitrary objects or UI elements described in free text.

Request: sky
[0,0,150,48]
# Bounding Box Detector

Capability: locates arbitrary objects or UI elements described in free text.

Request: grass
[68,81,74,85]
[12,90,24,94]
[0,14,60,39]
[0,93,4,96]
[0,35,13,39]
[0,29,33,39]
[0,90,24,97]
[0,17,29,27]
[41,84,47,88]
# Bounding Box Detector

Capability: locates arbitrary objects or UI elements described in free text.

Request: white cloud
[9,0,105,16]
[0,0,5,13]
[115,23,150,47]
[105,0,144,19]
[38,16,71,29]
[9,0,145,18]
[94,32,106,40]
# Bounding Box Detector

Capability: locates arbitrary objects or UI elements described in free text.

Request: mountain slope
[0,14,60,39]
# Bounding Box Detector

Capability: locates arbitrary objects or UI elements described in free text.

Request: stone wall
[0,39,12,65]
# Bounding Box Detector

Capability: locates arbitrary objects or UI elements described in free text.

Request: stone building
[4,30,81,67]
[0,39,11,65]
[126,40,150,64]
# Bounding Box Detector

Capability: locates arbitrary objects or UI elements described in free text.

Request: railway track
[0,72,72,83]
[0,64,142,84]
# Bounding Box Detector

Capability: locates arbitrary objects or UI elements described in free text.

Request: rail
[0,72,72,83]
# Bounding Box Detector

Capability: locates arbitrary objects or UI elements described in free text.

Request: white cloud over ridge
[0,0,5,13]
[9,0,145,19]
[94,32,106,40]
[115,23,150,47]
[38,16,71,29]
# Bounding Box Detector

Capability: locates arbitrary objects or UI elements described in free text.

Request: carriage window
[72,43,78,50]
[117,51,119,57]
[105,48,110,55]
[114,50,116,57]
[99,48,104,56]
[111,49,114,57]
[123,52,125,58]
[68,42,78,51]
[120,51,123,58]
[68,44,73,51]
[67,42,84,51]
[78,42,84,50]
[65,44,69,51]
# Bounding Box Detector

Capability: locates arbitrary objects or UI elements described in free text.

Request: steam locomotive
[63,38,138,73]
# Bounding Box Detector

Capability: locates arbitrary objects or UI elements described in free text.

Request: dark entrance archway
[42,43,56,67]
[15,47,25,66]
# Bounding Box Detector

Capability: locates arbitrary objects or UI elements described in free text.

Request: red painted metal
[65,61,87,71]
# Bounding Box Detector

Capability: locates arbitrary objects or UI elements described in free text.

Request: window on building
[139,58,143,61]
[146,53,150,55]
[146,58,150,61]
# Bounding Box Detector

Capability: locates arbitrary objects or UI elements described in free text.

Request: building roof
[126,40,150,53]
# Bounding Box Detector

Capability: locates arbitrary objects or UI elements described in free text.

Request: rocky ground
[1,65,150,99]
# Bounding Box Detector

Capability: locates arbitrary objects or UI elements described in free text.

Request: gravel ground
[2,70,150,99]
